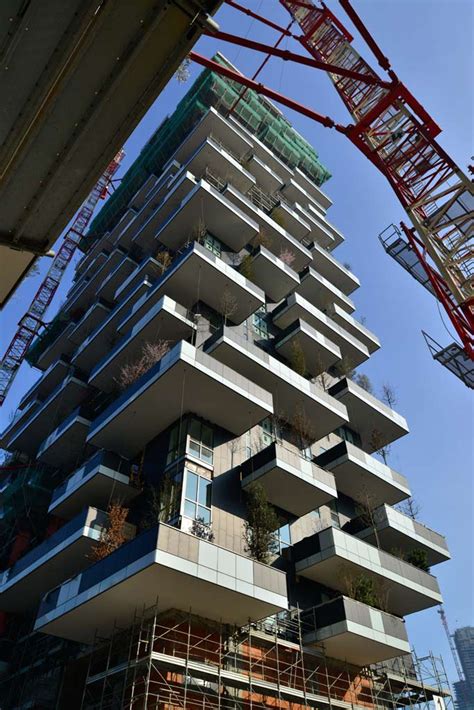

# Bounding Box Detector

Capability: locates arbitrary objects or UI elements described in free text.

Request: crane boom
[0,151,124,406]
[438,606,465,682]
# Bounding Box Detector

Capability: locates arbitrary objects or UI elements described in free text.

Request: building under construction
[0,28,455,710]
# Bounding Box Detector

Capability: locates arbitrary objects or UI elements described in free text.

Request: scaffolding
[75,603,453,710]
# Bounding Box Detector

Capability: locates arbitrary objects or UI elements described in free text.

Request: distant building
[454,626,474,710]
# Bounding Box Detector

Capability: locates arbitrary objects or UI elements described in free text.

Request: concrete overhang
[247,246,300,303]
[0,0,222,307]
[275,319,341,376]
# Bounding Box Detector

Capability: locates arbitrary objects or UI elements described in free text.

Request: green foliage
[290,339,307,377]
[354,373,373,394]
[239,254,254,280]
[347,573,379,607]
[406,548,430,572]
[243,484,279,564]
[190,516,215,542]
[141,473,178,529]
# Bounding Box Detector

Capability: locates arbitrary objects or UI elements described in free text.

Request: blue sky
[1,0,472,685]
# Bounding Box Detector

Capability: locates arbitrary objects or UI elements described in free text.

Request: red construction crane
[192,0,474,387]
[0,151,125,406]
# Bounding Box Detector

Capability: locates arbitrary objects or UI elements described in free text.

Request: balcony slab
[205,328,348,440]
[302,596,410,665]
[35,524,288,643]
[87,341,273,458]
[18,357,71,411]
[241,442,336,517]
[247,246,299,302]
[326,303,380,355]
[275,319,341,376]
[245,154,284,193]
[356,504,450,566]
[48,451,140,519]
[184,137,256,193]
[297,267,355,314]
[273,293,369,368]
[89,296,196,393]
[316,441,411,508]
[293,527,442,616]
[37,408,91,468]
[309,242,360,295]
[0,507,107,611]
[329,378,409,451]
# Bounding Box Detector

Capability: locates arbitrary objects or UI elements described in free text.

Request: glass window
[335,425,361,448]
[273,522,292,554]
[261,417,276,447]
[252,306,269,339]
[328,500,341,529]
[183,470,212,524]
[203,233,222,257]
[166,421,186,465]
[188,418,214,465]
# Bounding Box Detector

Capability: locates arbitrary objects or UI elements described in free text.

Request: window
[261,417,276,447]
[328,500,341,529]
[167,417,214,466]
[335,425,361,448]
[273,523,291,554]
[203,232,222,258]
[183,470,212,524]
[188,418,214,465]
[252,306,269,339]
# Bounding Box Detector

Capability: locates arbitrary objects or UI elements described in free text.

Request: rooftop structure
[0,55,452,709]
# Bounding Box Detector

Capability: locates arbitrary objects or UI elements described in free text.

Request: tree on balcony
[369,428,391,465]
[219,289,238,326]
[406,548,430,572]
[356,489,383,549]
[289,339,307,377]
[381,383,397,408]
[140,472,179,529]
[239,254,254,280]
[155,250,172,272]
[243,483,279,564]
[279,248,296,267]
[290,405,317,452]
[190,516,215,542]
[397,496,421,520]
[89,501,129,562]
[334,355,356,380]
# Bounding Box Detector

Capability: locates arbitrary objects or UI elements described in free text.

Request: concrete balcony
[245,154,284,193]
[0,396,43,449]
[223,184,312,271]
[228,114,294,182]
[297,267,355,314]
[126,241,265,327]
[32,320,79,371]
[293,167,332,211]
[302,596,410,665]
[89,296,196,393]
[273,293,370,368]
[37,407,91,468]
[35,523,288,643]
[240,442,337,517]
[64,248,127,314]
[131,171,198,251]
[5,373,89,455]
[275,319,341,376]
[72,278,152,373]
[271,200,311,241]
[87,341,273,458]
[72,249,109,288]
[155,179,259,253]
[75,231,114,279]
[246,246,299,302]
[280,177,330,217]
[309,242,360,295]
[293,526,442,616]
[175,107,253,165]
[326,303,381,355]
[18,357,71,411]
[329,378,409,451]
[302,204,344,250]
[0,507,108,611]
[96,253,138,303]
[48,450,140,520]
[183,136,256,193]
[112,256,162,304]
[315,441,411,508]
[68,300,112,346]
[355,504,450,566]
[205,328,348,440]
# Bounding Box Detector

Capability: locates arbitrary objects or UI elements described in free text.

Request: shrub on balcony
[243,483,279,564]
[89,501,129,562]
[289,339,307,377]
[239,254,254,280]
[190,516,215,542]
[406,548,430,572]
[140,473,179,529]
[118,339,170,390]
[344,571,379,608]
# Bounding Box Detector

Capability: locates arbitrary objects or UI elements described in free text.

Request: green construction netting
[86,55,331,250]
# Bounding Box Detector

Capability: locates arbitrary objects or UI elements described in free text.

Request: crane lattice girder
[279,0,473,315]
[0,151,124,406]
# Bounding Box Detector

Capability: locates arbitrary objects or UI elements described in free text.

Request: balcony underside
[304,623,409,666]
[174,108,253,165]
[35,525,287,643]
[295,528,442,617]
[34,321,78,371]
[275,319,341,376]
[19,358,71,411]
[327,303,380,354]
[69,301,112,346]
[329,379,409,451]
[273,294,369,368]
[156,180,258,253]
[316,441,411,508]
[246,154,284,193]
[113,256,162,303]
[87,341,273,458]
[248,247,299,303]
[206,330,347,441]
[241,443,336,517]
[37,413,91,468]
[138,243,265,325]
[184,138,255,193]
[89,296,196,393]
[296,267,355,314]
[310,242,360,296]
[271,203,311,241]
[49,465,139,520]
[97,256,138,303]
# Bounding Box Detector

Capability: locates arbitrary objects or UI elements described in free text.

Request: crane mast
[438,606,465,683]
[0,151,124,406]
